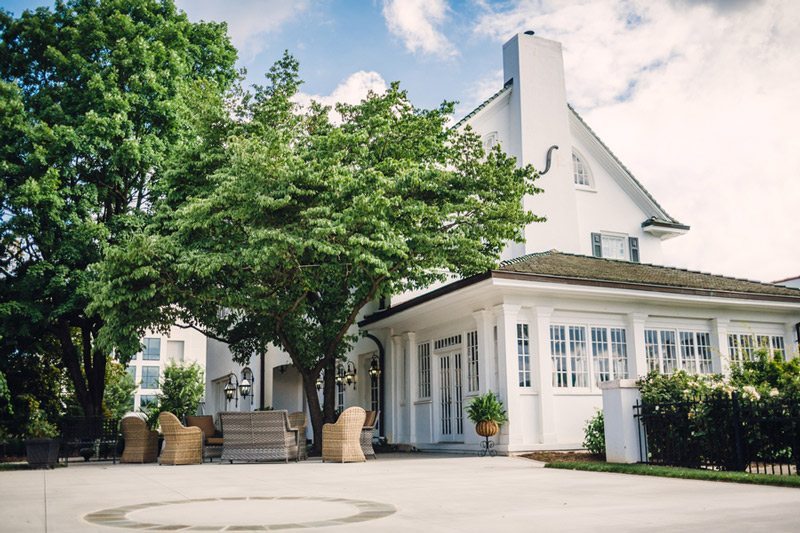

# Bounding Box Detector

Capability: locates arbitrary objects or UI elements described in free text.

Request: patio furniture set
[119,407,378,465]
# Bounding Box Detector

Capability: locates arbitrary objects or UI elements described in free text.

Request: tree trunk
[299,354,340,455]
[58,323,105,418]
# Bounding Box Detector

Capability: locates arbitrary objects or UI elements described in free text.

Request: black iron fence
[635,393,800,475]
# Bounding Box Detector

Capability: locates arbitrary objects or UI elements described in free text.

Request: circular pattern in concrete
[84,495,396,530]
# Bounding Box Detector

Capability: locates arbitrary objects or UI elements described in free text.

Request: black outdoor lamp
[316,369,325,391]
[369,354,381,378]
[239,366,254,398]
[224,372,239,407]
[344,361,357,389]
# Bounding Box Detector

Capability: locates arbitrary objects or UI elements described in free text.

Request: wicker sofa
[220,411,299,463]
[288,411,308,460]
[186,415,223,461]
[120,415,158,463]
[322,406,366,463]
[360,410,379,460]
[159,412,203,465]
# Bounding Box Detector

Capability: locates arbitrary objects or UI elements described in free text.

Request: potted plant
[466,391,509,437]
[25,405,60,468]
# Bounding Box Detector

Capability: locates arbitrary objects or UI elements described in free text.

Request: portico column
[472,309,495,393]
[785,322,799,360]
[494,303,521,447]
[711,318,731,375]
[389,334,403,443]
[403,332,417,445]
[532,306,556,444]
[626,313,648,378]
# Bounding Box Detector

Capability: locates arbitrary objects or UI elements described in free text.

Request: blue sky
[2,0,799,282]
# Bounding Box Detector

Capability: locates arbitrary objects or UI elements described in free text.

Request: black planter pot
[25,438,59,469]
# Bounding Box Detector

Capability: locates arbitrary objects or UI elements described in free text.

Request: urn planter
[25,438,59,469]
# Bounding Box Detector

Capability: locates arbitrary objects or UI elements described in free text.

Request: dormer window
[572,149,592,187]
[483,132,498,151]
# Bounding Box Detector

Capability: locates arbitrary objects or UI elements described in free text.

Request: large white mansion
[130,33,800,453]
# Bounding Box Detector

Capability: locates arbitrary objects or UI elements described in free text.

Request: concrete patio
[2,454,800,532]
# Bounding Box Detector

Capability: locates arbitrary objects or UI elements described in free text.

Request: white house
[154,32,800,453]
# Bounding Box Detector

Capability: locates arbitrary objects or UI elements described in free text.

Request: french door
[437,351,464,442]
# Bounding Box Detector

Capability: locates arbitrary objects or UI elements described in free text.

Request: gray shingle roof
[452,81,512,130]
[499,251,800,298]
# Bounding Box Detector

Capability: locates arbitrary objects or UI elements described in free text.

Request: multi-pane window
[601,235,626,260]
[141,366,160,389]
[418,342,431,399]
[572,150,591,186]
[517,324,531,387]
[728,333,786,362]
[126,365,137,382]
[466,330,479,392]
[142,337,160,361]
[591,327,629,384]
[551,325,593,388]
[647,329,713,374]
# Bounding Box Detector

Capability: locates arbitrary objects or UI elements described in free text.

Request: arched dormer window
[572,149,593,187]
[483,131,498,151]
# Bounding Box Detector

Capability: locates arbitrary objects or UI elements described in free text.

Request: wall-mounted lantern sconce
[240,366,254,398]
[368,354,381,378]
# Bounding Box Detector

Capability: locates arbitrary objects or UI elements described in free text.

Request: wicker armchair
[360,410,379,460]
[322,406,366,463]
[220,411,298,463]
[120,415,158,463]
[288,411,307,460]
[159,412,202,465]
[186,415,223,461]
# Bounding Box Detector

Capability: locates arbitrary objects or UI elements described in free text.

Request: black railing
[58,416,121,465]
[635,393,800,476]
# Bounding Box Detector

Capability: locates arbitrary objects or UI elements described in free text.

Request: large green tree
[95,54,543,449]
[0,0,237,417]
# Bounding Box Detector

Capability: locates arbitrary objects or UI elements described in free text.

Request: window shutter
[628,237,640,263]
[591,233,602,257]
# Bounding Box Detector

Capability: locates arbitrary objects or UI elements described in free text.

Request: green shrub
[582,410,605,456]
[147,362,205,427]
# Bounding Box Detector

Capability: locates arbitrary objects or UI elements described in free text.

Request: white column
[404,332,417,445]
[388,333,403,443]
[532,306,555,444]
[711,318,731,375]
[626,313,648,378]
[494,304,521,447]
[785,322,798,359]
[472,309,495,394]
[600,379,642,464]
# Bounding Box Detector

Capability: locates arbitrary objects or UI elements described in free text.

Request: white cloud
[177,0,309,62]
[294,71,388,122]
[382,0,458,59]
[473,0,800,282]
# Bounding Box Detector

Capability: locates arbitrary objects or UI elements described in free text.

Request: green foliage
[23,397,58,439]
[582,410,605,456]
[0,370,11,416]
[103,360,136,419]
[465,391,509,425]
[148,362,205,426]
[0,0,237,417]
[95,52,541,445]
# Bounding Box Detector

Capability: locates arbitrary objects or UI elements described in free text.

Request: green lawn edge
[545,461,800,488]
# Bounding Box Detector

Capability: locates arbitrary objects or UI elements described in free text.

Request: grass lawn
[546,461,800,488]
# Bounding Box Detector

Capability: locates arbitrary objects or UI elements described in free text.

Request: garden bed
[521,451,604,463]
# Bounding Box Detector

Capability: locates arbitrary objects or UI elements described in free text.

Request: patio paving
[1,453,800,532]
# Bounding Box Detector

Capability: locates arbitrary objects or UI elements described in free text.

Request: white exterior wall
[129,326,207,412]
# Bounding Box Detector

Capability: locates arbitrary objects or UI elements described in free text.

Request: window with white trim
[142,337,160,361]
[466,330,479,392]
[483,132,498,151]
[141,366,160,389]
[550,325,592,388]
[647,329,713,374]
[591,327,629,384]
[728,333,786,363]
[572,149,592,187]
[517,324,531,387]
[418,342,431,399]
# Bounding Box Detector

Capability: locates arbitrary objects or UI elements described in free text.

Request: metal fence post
[732,392,745,472]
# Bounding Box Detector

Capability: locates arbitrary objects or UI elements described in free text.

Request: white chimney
[503,33,580,255]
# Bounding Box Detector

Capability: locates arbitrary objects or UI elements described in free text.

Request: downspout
[540,145,559,175]
[363,332,386,439]
[259,352,265,410]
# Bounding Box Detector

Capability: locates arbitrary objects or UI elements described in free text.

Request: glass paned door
[437,352,464,442]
